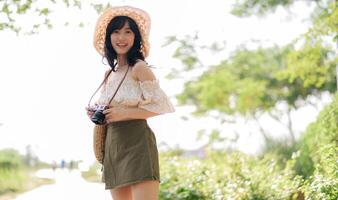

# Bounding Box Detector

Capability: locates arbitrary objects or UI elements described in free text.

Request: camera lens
[91,110,106,125]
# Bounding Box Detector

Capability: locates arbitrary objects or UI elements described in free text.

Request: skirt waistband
[110,119,147,127]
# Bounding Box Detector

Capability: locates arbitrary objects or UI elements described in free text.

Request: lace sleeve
[138,80,175,114]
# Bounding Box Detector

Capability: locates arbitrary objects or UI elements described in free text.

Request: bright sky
[0,0,326,164]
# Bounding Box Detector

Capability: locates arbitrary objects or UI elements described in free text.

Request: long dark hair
[104,16,145,72]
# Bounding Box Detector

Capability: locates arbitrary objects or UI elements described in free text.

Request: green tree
[231,0,338,88]
[166,0,337,147]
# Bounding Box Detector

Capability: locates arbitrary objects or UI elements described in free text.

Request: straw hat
[93,6,151,58]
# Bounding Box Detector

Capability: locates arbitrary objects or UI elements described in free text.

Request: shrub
[0,149,26,194]
[159,150,304,199]
[293,93,338,199]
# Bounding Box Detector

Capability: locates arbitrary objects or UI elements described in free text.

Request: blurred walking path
[15,169,111,200]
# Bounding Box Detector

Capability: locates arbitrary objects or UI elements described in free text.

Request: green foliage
[276,40,336,93]
[230,0,294,17]
[81,162,102,183]
[158,94,337,199]
[177,45,296,116]
[0,0,53,34]
[230,0,324,18]
[176,39,336,117]
[170,0,337,114]
[0,148,54,196]
[296,93,338,177]
[0,0,87,34]
[302,144,338,200]
[0,168,26,195]
[230,0,337,45]
[165,34,201,71]
[167,0,337,149]
[282,58,335,109]
[159,150,304,200]
[90,2,112,14]
[0,1,120,34]
[311,0,338,39]
[0,149,23,169]
[293,93,338,199]
[0,149,25,194]
[261,135,298,160]
[159,157,207,199]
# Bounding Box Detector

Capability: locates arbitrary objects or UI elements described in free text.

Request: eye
[112,30,119,34]
[126,30,132,34]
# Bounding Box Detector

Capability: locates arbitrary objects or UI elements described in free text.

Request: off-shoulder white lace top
[96,67,175,114]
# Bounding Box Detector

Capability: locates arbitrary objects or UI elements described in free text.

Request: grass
[0,169,54,200]
[81,163,102,183]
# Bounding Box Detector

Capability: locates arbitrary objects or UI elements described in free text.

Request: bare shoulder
[131,60,156,81]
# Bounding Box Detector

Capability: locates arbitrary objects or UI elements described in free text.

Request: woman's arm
[103,106,157,123]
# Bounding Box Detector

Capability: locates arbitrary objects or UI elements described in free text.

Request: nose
[117,33,127,41]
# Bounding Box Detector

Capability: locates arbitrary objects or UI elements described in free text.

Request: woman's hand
[103,107,127,123]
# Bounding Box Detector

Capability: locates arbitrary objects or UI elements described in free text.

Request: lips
[116,43,128,48]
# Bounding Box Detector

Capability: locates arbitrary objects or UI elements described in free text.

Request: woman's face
[110,21,135,56]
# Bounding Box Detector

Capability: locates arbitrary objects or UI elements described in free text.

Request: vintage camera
[90,105,108,125]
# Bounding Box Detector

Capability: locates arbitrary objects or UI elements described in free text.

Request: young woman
[86,6,174,200]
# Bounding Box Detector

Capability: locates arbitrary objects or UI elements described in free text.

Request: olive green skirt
[102,119,160,189]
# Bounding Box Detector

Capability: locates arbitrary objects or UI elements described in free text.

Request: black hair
[104,16,145,72]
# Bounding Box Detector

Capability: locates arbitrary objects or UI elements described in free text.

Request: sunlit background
[0,0,320,163]
[0,0,336,199]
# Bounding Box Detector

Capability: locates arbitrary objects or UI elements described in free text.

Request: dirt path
[14,169,111,200]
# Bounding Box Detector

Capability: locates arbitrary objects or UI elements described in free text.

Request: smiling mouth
[116,43,128,48]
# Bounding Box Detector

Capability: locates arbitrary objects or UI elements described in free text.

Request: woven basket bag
[93,124,107,164]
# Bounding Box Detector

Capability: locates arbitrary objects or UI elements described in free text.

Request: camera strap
[88,66,130,108]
